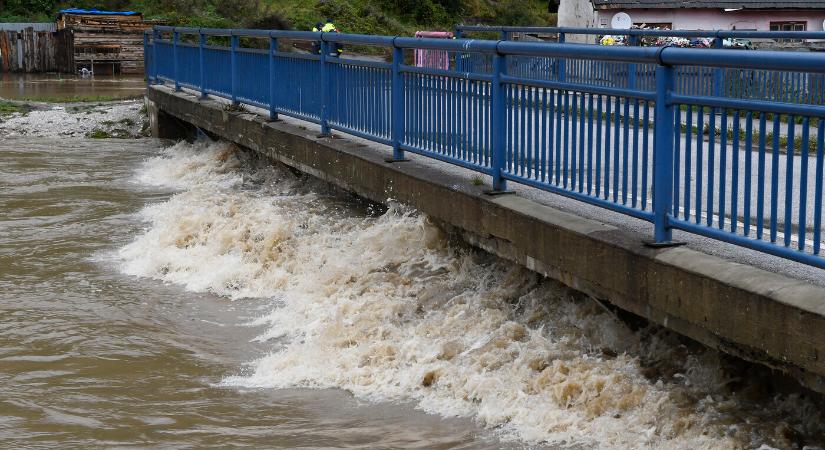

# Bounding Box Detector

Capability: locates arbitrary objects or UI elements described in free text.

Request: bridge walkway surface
[147,84,825,394]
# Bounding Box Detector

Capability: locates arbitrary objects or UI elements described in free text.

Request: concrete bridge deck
[147,84,825,394]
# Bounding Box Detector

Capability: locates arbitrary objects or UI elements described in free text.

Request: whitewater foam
[120,140,825,449]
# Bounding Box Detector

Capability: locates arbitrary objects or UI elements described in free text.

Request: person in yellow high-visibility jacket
[311,19,343,56]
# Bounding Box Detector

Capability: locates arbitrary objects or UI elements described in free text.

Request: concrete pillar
[146,96,197,140]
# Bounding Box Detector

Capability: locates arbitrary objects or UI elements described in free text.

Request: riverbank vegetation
[0,100,31,117]
[0,0,555,34]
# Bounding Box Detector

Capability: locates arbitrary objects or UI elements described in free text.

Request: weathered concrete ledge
[147,85,825,392]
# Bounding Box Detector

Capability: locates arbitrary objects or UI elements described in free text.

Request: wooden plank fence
[0,27,59,72]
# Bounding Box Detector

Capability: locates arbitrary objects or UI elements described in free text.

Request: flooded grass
[86,129,113,139]
[86,128,136,139]
[0,100,31,117]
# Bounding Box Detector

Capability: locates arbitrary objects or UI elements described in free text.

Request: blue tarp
[58,8,140,16]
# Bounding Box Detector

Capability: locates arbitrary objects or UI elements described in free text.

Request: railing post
[143,32,150,86]
[490,50,507,192]
[173,30,180,91]
[390,45,406,161]
[319,38,331,136]
[231,33,239,106]
[556,32,566,82]
[268,36,278,121]
[455,28,463,73]
[199,31,206,98]
[627,35,638,90]
[152,29,160,85]
[653,63,676,243]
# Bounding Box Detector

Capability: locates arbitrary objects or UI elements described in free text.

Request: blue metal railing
[454,25,825,41]
[456,25,825,105]
[145,27,825,270]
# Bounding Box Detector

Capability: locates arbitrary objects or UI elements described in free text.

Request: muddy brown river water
[0,73,145,101]
[0,137,506,449]
[1,106,824,449]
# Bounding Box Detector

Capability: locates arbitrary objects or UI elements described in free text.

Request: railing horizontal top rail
[456,25,825,40]
[149,27,825,73]
[661,47,825,72]
[496,41,661,62]
[323,33,395,46]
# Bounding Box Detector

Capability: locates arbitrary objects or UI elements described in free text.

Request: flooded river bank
[1,101,824,449]
[0,73,145,102]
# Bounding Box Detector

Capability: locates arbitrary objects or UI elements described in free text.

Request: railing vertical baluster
[712,36,723,99]
[390,45,405,161]
[319,39,331,136]
[231,33,239,105]
[199,31,206,98]
[814,121,825,255]
[770,117,781,243]
[653,64,676,243]
[627,35,637,90]
[491,50,506,192]
[784,117,796,247]
[799,118,810,251]
[743,112,753,235]
[269,35,278,120]
[730,111,740,233]
[173,30,180,91]
[455,29,463,73]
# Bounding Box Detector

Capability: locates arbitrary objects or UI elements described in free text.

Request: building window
[770,21,806,32]
[770,21,806,42]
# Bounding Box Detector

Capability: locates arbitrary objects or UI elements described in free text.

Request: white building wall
[595,9,825,32]
[558,0,598,43]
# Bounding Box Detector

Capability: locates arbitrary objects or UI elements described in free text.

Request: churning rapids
[2,107,825,448]
[120,140,825,449]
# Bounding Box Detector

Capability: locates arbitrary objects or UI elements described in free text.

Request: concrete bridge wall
[147,84,825,393]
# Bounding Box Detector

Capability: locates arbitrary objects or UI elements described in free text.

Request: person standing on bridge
[311,22,323,55]
[312,19,343,56]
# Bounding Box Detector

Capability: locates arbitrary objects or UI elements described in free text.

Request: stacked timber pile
[56,9,154,75]
[0,27,58,72]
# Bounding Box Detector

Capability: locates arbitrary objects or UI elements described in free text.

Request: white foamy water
[120,140,825,449]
